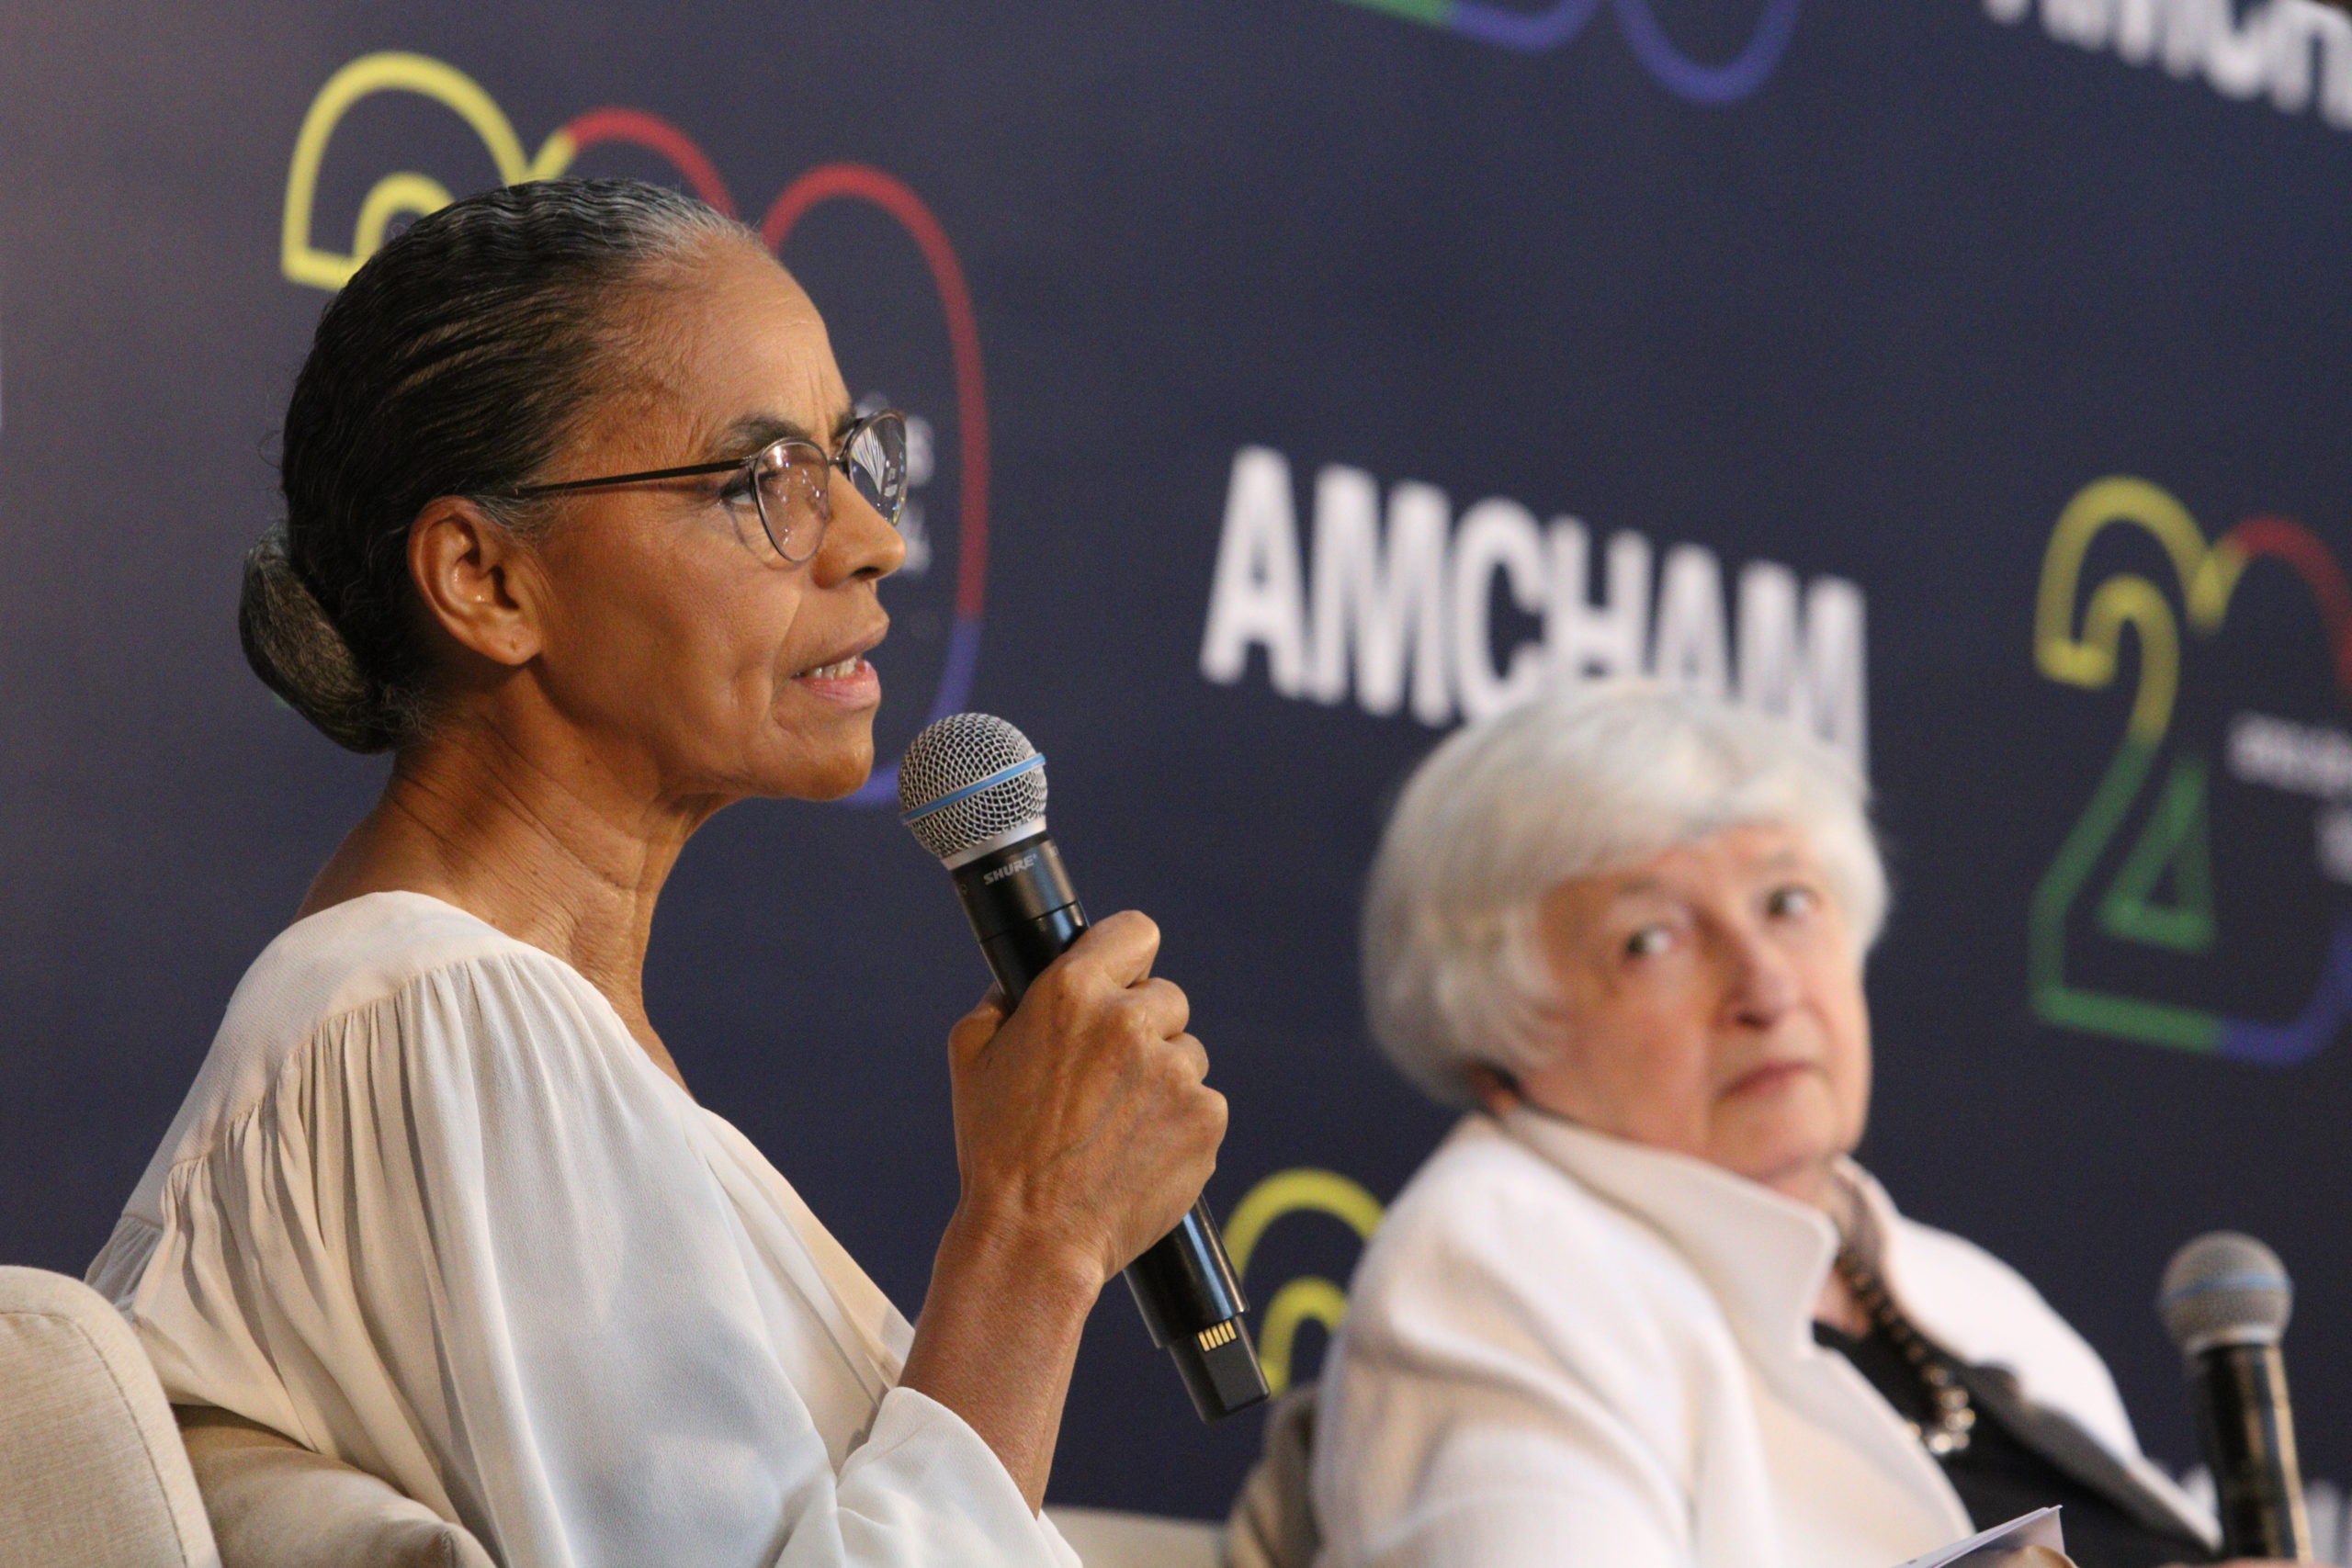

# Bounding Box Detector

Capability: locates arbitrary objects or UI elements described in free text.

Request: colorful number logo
[2031,477,2352,1065]
[1227,1168,1385,1393]
[279,52,988,803]
[1337,0,1801,104]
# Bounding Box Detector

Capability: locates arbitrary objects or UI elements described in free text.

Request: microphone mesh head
[898,713,1049,861]
[2159,1231,2292,1353]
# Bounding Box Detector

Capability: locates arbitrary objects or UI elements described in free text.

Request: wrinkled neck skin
[299,705,727,1092]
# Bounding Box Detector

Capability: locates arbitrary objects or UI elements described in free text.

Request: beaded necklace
[1832,1240,1979,1458]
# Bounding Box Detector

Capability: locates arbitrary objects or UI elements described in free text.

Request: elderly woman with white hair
[1308,682,2225,1568]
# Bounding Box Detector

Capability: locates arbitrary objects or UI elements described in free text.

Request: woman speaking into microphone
[88,178,1223,1567]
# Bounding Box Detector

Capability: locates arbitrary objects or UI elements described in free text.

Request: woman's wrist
[900,1196,1102,1510]
[935,1193,1104,1321]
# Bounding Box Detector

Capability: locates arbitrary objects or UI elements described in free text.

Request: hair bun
[237,526,399,752]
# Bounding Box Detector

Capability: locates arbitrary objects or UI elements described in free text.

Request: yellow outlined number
[283,52,579,289]
[2029,478,2246,1052]
[1227,1168,1385,1393]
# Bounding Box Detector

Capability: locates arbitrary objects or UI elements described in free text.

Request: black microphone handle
[948,830,1270,1423]
[2188,1342,2312,1561]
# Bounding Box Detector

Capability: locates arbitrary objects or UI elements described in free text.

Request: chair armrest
[177,1407,493,1568]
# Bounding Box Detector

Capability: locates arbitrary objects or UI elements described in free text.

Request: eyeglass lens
[846,414,908,522]
[750,412,910,563]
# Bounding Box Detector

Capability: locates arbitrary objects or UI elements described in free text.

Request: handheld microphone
[898,713,1270,1423]
[2158,1232,2312,1561]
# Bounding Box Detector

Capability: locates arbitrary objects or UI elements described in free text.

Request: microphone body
[948,831,1090,1004]
[2187,1342,2310,1560]
[907,715,1268,1423]
[2159,1232,2312,1562]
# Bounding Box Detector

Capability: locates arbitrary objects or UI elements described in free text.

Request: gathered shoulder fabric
[88,892,1074,1568]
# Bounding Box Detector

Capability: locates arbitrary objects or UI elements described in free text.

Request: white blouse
[1311,1111,2211,1568]
[88,892,1077,1568]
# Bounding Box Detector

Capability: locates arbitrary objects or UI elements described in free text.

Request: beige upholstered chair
[0,1263,1220,1568]
[1224,1383,1320,1568]
[0,1264,489,1568]
[177,1411,492,1568]
[0,1265,219,1568]
[1044,1505,1222,1567]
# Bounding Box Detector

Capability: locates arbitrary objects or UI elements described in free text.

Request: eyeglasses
[505,409,909,564]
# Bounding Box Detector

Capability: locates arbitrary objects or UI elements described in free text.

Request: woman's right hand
[900,910,1226,1505]
[940,909,1227,1292]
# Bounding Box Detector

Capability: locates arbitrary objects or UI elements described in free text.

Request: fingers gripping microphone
[2158,1233,2312,1561]
[899,713,1270,1423]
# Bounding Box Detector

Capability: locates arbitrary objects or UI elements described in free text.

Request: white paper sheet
[1893,1506,2067,1568]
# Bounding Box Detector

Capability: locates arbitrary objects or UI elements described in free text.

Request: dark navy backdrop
[5,0,2350,1522]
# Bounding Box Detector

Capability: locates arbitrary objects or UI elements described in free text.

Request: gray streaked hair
[245,178,756,752]
[1362,680,1886,1107]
